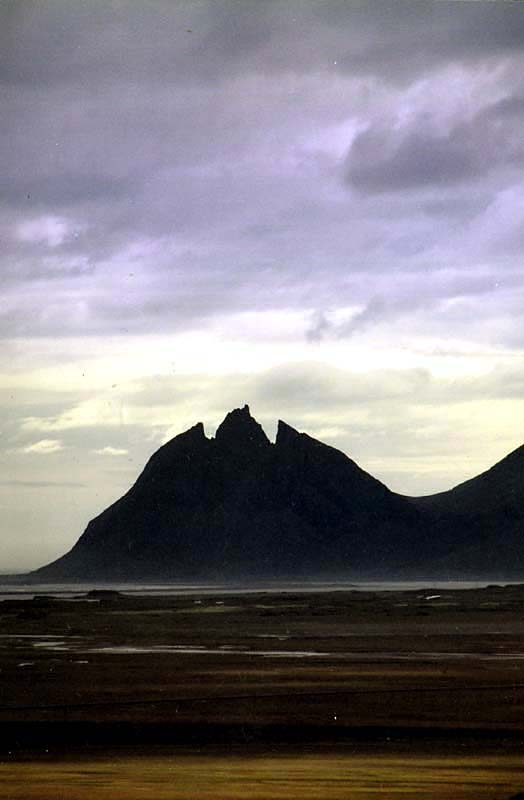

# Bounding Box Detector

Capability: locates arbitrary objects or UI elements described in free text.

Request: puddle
[88,645,331,657]
[178,605,242,614]
[83,646,524,661]
[32,640,69,651]
[0,634,78,652]
[3,632,521,662]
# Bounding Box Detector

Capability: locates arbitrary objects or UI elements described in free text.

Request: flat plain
[1,584,524,798]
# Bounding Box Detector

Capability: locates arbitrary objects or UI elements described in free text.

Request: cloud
[1,2,524,353]
[345,98,523,194]
[16,215,72,247]
[21,439,64,454]
[92,446,128,456]
[306,311,331,343]
[347,122,479,193]
[3,2,524,91]
[304,268,523,344]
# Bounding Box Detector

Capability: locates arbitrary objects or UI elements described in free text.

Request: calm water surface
[0,578,519,601]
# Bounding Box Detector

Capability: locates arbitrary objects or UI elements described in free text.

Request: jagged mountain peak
[215,404,270,451]
[29,409,524,582]
[275,419,301,446]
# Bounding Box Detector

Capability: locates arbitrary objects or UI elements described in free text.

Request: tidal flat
[1,584,524,798]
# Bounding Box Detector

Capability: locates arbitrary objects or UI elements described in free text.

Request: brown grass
[1,750,523,800]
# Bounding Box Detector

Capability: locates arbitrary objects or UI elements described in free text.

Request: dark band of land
[2,583,524,798]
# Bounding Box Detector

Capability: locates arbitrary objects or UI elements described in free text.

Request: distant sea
[0,578,520,601]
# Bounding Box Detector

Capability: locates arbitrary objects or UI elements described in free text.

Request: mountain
[30,406,524,581]
[409,444,524,575]
[31,405,426,581]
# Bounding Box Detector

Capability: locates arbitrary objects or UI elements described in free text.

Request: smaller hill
[409,444,524,575]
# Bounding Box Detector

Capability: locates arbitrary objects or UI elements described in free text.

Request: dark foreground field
[1,584,524,798]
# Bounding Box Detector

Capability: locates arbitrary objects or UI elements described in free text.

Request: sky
[2,0,524,571]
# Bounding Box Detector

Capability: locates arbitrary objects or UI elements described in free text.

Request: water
[4,634,524,662]
[0,578,519,602]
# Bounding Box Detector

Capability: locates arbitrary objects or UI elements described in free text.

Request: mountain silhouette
[31,406,524,581]
[409,443,524,575]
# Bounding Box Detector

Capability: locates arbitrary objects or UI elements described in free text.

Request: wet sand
[1,584,524,797]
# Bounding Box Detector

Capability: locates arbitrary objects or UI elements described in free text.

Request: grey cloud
[125,361,524,428]
[59,425,148,451]
[3,1,524,91]
[2,174,138,209]
[339,297,392,337]
[345,102,523,193]
[0,388,95,458]
[249,362,432,414]
[103,362,524,495]
[319,2,524,78]
[1,2,524,348]
[0,1,277,88]
[1,253,94,286]
[347,125,480,192]
[15,363,436,441]
[484,94,524,119]
[75,359,524,421]
[307,271,521,341]
[306,311,330,343]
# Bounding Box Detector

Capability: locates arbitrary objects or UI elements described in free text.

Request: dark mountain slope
[32,406,426,581]
[413,443,524,515]
[30,407,524,581]
[409,444,524,575]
